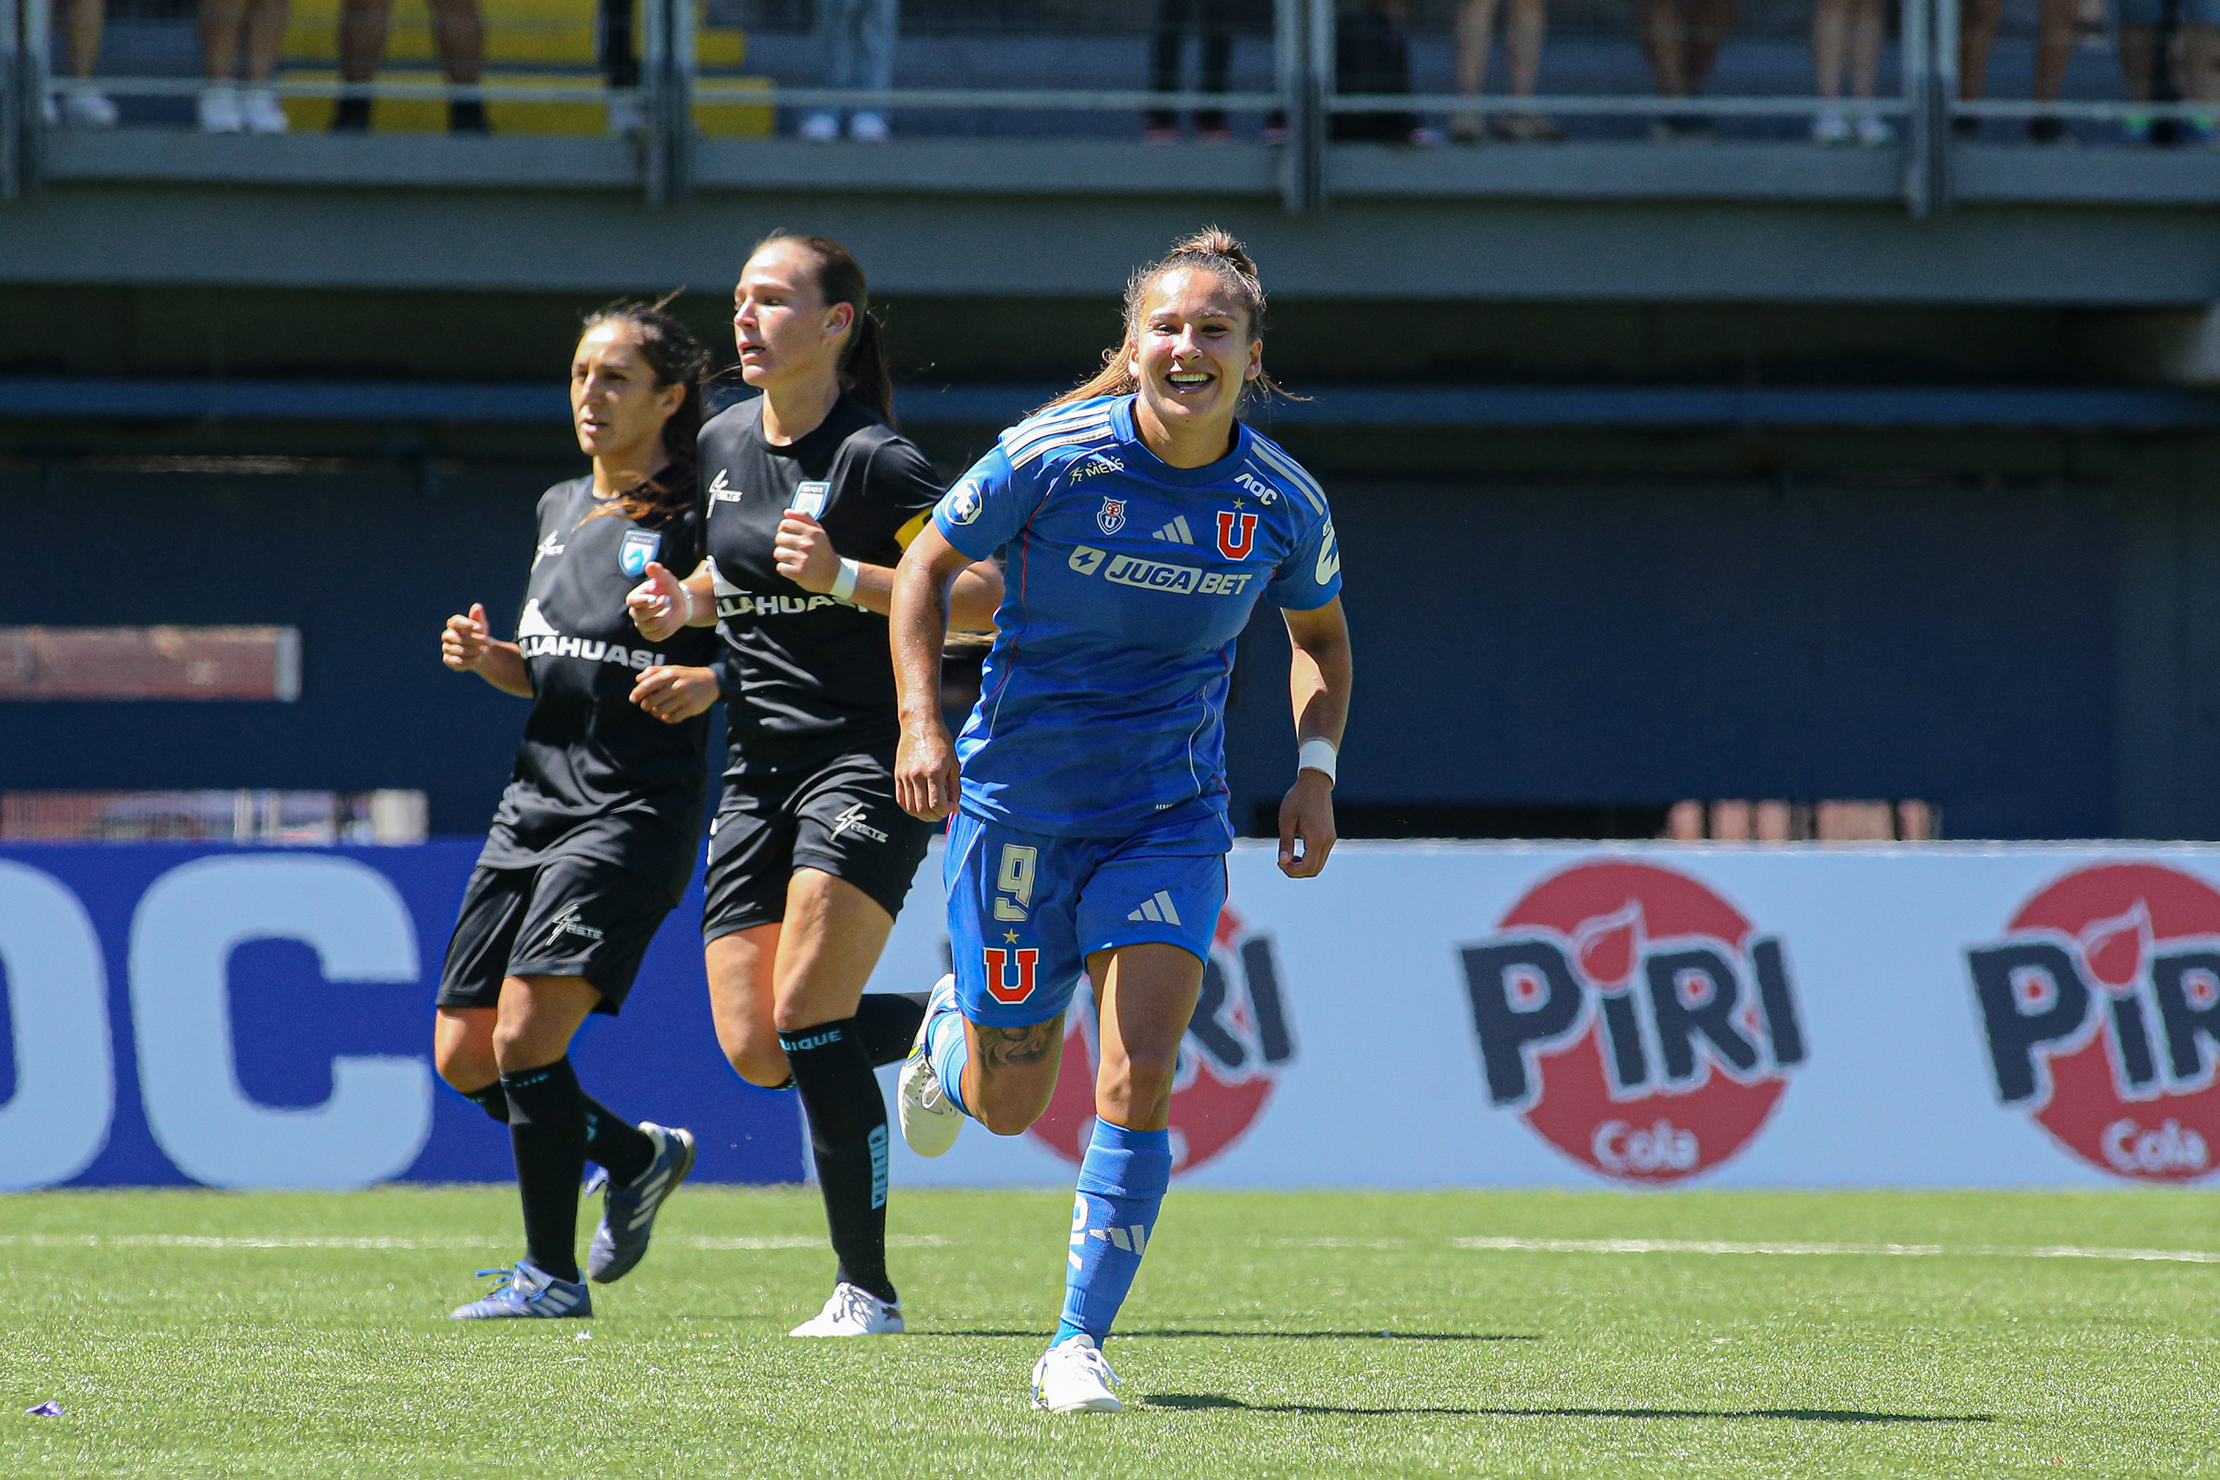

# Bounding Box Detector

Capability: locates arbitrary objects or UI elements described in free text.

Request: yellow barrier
[279,0,767,135]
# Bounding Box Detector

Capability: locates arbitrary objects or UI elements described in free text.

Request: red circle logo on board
[1967,862,2220,1182]
[1026,905,1295,1174]
[1458,861,1808,1183]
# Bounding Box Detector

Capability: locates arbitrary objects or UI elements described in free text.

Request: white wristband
[1298,737,1338,786]
[679,581,701,626]
[829,557,862,602]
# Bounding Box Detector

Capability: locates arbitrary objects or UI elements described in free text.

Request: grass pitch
[1,1185,2213,1478]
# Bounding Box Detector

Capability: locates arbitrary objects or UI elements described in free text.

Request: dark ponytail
[754,231,895,425]
[575,296,710,527]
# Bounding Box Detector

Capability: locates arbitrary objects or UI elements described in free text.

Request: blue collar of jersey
[1111,395,1256,487]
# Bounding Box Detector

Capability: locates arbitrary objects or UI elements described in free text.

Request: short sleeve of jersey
[1265,502,1342,611]
[933,444,1035,561]
[865,436,944,553]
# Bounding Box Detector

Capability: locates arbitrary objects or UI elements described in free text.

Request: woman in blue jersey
[887,227,1353,1413]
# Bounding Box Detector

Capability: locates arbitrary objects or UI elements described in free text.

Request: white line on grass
[0,1233,949,1252]
[1449,1235,2220,1264]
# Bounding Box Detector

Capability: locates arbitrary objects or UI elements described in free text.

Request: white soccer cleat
[798,110,839,142]
[1032,1334,1122,1413]
[789,1281,904,1337]
[848,110,889,142]
[898,973,965,1158]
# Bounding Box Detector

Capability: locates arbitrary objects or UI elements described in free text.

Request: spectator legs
[601,0,640,90]
[1147,0,1236,138]
[1642,0,1730,96]
[1147,0,1190,133]
[1957,0,2003,101]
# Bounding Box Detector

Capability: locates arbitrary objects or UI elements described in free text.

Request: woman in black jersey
[628,234,1003,1336]
[435,302,722,1321]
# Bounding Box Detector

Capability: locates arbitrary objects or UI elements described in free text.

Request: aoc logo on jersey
[1215,511,1258,561]
[618,529,660,579]
[1027,905,1295,1173]
[944,481,984,526]
[1966,863,2220,1181]
[1460,862,1807,1183]
[1096,498,1127,535]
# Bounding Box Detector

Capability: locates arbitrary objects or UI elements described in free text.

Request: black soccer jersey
[477,477,720,902]
[698,395,942,755]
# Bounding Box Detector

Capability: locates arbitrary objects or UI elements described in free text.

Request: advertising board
[4,840,2216,1191]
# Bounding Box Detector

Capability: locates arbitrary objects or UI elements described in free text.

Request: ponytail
[753,231,896,425]
[1043,225,1291,414]
[575,295,710,528]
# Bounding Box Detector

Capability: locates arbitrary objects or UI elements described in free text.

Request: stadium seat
[278,0,769,136]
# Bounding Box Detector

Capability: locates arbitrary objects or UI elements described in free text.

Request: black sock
[461,1081,653,1186]
[779,1019,897,1306]
[502,1058,587,1283]
[461,1082,508,1122]
[853,993,927,1067]
[581,1095,654,1185]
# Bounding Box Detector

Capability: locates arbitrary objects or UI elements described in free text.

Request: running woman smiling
[890,228,1353,1411]
[628,234,1003,1336]
[436,302,719,1319]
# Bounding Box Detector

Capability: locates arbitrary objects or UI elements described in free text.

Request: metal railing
[7,0,2217,212]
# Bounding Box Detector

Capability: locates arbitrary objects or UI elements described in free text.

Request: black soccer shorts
[436,855,675,1016]
[702,736,935,943]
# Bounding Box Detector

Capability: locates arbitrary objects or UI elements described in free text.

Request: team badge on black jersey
[1097,497,1127,535]
[619,529,660,578]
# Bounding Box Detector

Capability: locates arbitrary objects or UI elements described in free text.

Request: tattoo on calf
[979,1021,1057,1071]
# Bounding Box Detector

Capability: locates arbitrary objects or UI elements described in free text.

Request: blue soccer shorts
[945,808,1230,1028]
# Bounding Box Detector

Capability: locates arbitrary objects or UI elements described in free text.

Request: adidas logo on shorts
[1150,516,1196,545]
[1126,891,1183,926]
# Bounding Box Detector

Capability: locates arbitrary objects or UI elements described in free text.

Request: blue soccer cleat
[585,1122,696,1284]
[450,1259,592,1320]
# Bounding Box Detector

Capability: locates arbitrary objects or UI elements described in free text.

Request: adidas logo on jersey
[517,603,668,671]
[1126,891,1183,926]
[1150,516,1196,545]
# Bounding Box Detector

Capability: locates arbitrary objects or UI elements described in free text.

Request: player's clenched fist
[896,721,960,822]
[626,560,690,642]
[442,603,493,671]
[631,664,719,725]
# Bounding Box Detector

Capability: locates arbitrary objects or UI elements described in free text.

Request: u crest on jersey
[984,946,1040,1004]
[1097,498,1127,536]
[1215,510,1258,561]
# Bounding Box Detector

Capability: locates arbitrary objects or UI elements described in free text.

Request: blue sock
[1052,1119,1172,1347]
[926,1002,973,1119]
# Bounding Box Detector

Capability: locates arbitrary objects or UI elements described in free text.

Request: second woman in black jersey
[629,234,1003,1336]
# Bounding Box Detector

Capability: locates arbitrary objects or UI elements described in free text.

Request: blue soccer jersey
[932,394,1342,838]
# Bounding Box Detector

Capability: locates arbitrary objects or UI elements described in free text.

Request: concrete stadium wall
[0,457,2134,839]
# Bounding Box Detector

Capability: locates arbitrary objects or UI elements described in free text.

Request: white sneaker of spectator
[241,88,289,134]
[1854,114,1894,147]
[606,92,646,134]
[799,111,840,142]
[60,87,119,127]
[198,85,245,133]
[1811,109,1851,145]
[849,111,889,142]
